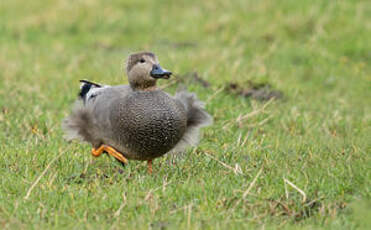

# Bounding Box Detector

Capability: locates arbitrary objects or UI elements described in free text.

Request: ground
[0,0,370,229]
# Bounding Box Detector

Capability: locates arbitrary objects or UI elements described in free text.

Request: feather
[78,80,103,103]
[170,90,213,154]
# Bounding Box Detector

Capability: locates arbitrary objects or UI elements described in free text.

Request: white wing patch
[85,85,110,102]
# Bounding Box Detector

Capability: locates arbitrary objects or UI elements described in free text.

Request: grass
[0,0,370,229]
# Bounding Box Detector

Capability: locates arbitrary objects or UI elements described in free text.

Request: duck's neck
[129,77,159,91]
[130,83,158,91]
[138,86,158,91]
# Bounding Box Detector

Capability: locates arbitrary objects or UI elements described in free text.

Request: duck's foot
[92,145,128,165]
[147,160,153,174]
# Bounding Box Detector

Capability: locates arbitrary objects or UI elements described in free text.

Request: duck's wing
[78,79,111,104]
[62,81,132,147]
[170,90,213,153]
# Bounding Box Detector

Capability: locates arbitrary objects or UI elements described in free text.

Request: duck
[62,52,212,173]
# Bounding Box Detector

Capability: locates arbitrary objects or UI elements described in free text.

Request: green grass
[0,0,370,229]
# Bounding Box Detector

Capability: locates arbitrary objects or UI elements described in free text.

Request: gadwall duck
[62,52,212,173]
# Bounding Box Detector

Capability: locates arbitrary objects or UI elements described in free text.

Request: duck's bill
[150,64,172,79]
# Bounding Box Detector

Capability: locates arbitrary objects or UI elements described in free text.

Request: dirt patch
[166,72,283,102]
[175,72,210,88]
[158,39,198,48]
[226,81,283,101]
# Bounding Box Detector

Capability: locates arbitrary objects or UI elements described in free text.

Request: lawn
[0,0,370,229]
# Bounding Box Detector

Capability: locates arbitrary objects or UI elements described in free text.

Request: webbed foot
[92,145,128,165]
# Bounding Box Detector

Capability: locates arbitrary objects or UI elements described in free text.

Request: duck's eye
[139,58,145,63]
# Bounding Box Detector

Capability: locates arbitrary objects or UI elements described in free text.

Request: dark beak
[150,64,172,79]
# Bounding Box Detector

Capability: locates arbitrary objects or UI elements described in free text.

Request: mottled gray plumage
[62,52,212,162]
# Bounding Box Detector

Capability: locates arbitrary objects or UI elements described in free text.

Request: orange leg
[92,145,128,164]
[147,160,153,174]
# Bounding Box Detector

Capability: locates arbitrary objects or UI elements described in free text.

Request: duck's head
[126,52,172,90]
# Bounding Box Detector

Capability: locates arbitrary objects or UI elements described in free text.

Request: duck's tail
[171,91,213,154]
[61,80,104,147]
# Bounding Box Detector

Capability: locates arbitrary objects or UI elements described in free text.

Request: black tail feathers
[79,80,102,100]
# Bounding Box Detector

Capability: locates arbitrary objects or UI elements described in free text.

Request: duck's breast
[110,90,187,160]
